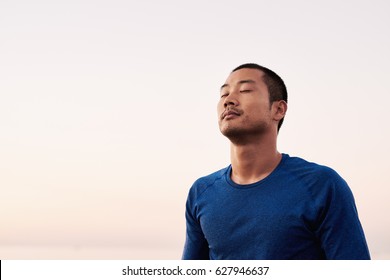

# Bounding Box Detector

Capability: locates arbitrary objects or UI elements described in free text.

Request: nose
[224,92,238,108]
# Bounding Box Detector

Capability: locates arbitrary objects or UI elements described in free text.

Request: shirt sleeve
[314,170,370,260]
[182,186,210,260]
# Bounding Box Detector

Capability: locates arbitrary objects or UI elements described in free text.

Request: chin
[220,126,245,139]
[220,124,269,142]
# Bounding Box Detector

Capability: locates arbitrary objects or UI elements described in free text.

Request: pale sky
[1,0,389,259]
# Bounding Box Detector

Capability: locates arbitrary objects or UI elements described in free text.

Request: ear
[272,100,287,121]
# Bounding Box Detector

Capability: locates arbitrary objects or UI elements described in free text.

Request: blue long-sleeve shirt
[182,154,370,260]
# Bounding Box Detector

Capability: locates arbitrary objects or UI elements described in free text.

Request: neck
[229,133,282,185]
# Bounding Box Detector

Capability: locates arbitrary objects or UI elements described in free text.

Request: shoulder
[282,154,351,196]
[282,155,358,220]
[187,166,229,200]
[283,154,345,182]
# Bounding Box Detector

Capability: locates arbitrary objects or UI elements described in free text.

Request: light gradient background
[1,0,389,259]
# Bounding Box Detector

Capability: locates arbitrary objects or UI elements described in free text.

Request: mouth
[221,109,241,120]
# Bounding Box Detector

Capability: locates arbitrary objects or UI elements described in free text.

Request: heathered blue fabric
[182,154,370,260]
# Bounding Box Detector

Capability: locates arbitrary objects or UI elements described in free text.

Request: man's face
[217,68,275,141]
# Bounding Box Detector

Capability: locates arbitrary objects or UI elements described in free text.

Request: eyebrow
[220,79,256,91]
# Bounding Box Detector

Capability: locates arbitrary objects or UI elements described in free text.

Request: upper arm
[182,187,210,260]
[315,172,370,259]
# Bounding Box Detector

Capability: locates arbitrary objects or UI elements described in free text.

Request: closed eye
[220,93,229,98]
[240,90,252,93]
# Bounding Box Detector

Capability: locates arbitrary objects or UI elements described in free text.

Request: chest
[196,186,320,259]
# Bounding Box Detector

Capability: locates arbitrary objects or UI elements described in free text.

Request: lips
[222,109,241,120]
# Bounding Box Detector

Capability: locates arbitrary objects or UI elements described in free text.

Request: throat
[230,146,282,185]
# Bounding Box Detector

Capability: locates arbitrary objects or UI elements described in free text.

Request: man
[182,63,370,260]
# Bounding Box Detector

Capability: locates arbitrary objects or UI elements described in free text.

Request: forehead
[224,68,265,86]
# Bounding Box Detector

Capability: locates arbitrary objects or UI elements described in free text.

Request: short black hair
[232,63,288,131]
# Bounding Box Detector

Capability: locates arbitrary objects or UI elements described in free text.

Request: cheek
[247,103,271,120]
[217,101,224,115]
